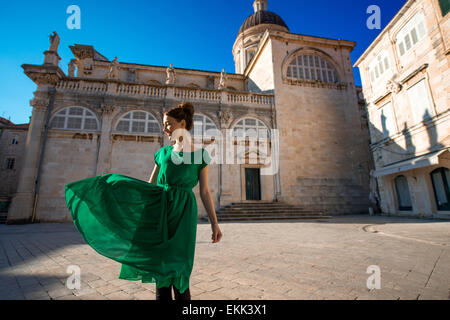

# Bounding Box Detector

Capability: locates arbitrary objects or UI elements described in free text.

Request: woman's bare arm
[199,165,218,224]
[148,164,159,184]
[199,165,222,243]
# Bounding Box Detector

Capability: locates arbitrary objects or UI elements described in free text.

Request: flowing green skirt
[65,173,197,294]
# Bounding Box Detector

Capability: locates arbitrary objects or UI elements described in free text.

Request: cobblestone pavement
[0,215,449,300]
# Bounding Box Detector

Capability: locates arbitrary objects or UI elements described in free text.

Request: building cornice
[243,29,356,78]
[271,31,356,50]
[399,63,428,84]
[21,64,65,86]
[94,60,246,80]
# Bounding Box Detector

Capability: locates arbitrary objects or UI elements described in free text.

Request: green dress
[64,145,211,294]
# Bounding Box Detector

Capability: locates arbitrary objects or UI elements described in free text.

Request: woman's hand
[211,223,223,243]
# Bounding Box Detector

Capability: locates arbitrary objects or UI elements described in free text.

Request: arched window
[115,111,160,134]
[430,167,450,211]
[286,54,340,83]
[394,175,413,211]
[189,114,219,138]
[232,118,269,139]
[49,107,99,130]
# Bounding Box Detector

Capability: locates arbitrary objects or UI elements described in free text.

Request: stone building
[0,117,29,223]
[6,0,372,223]
[354,0,449,219]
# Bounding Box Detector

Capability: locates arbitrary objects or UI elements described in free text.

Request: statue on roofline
[108,57,120,80]
[49,31,60,52]
[166,63,176,85]
[218,68,227,90]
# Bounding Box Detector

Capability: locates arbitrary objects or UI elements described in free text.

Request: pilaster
[7,95,50,223]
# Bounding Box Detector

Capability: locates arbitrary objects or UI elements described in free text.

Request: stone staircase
[0,200,9,224]
[213,201,332,222]
[0,213,7,224]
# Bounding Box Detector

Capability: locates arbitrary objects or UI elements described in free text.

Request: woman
[65,102,223,301]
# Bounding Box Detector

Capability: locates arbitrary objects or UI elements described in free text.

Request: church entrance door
[245,168,261,200]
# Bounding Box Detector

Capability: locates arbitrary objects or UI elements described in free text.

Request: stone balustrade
[56,79,107,93]
[228,92,273,105]
[56,79,274,106]
[173,87,221,102]
[116,83,167,97]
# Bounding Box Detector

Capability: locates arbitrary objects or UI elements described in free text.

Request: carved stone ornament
[386,79,402,94]
[218,110,232,127]
[29,73,60,86]
[72,48,92,60]
[283,77,347,90]
[30,97,50,111]
[100,104,115,114]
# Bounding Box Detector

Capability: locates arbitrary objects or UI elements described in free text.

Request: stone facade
[354,0,450,219]
[0,118,29,221]
[5,0,372,223]
[235,25,373,214]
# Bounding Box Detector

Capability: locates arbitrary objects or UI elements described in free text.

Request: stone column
[7,95,50,223]
[95,104,115,175]
[217,110,233,206]
[270,106,279,202]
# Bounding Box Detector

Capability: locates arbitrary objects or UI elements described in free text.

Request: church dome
[238,10,289,35]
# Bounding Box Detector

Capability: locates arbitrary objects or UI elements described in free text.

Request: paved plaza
[0,215,449,300]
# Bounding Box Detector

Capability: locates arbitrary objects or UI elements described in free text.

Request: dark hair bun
[180,102,194,117]
[165,102,195,131]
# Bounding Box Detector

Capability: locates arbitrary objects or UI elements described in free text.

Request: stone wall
[355,0,450,218]
[264,33,371,214]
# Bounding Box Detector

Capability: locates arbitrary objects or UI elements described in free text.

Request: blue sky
[0,0,406,124]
